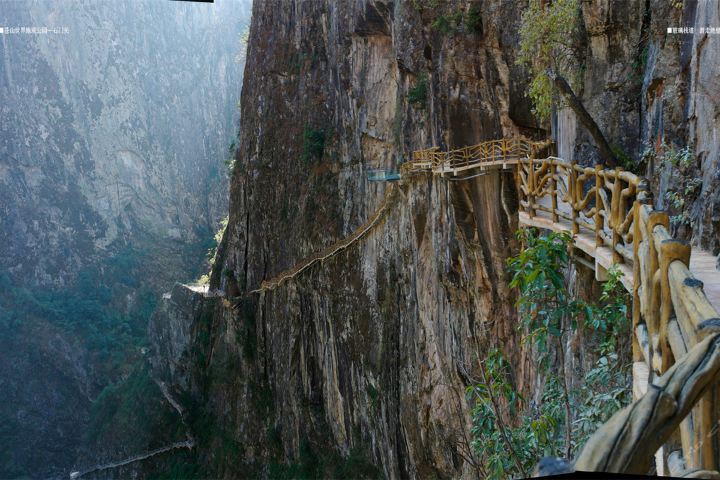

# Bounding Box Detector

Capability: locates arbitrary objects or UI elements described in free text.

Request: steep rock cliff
[557,0,720,251]
[151,0,720,478]
[0,1,249,477]
[153,1,536,478]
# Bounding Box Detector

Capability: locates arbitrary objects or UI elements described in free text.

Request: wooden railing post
[659,240,691,371]
[658,239,708,471]
[611,167,624,263]
[646,211,669,376]
[631,184,649,364]
[595,164,604,247]
[550,160,559,223]
[570,162,579,235]
[528,158,536,218]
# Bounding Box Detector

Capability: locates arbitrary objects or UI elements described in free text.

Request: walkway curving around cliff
[247,136,720,474]
[251,138,549,294]
[69,439,195,479]
[251,183,400,292]
[515,154,720,474]
[69,380,195,479]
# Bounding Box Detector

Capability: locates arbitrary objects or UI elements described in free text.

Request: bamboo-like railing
[517,155,720,474]
[248,137,720,472]
[518,157,642,266]
[400,137,548,176]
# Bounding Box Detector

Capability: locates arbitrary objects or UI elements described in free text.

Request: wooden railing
[517,155,720,474]
[518,158,643,266]
[400,137,548,176]
[247,137,720,473]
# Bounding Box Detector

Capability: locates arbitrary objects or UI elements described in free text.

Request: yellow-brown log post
[568,160,580,235]
[551,160,559,223]
[631,182,650,363]
[611,167,624,263]
[570,162,579,235]
[646,210,670,376]
[595,164,604,247]
[528,157,536,218]
[659,239,690,372]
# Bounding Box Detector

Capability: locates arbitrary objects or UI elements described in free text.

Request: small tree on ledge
[518,0,618,167]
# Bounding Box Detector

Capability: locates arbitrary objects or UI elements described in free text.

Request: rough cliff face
[149,0,720,478]
[0,0,245,288]
[558,0,720,251]
[0,1,249,477]
[153,1,535,477]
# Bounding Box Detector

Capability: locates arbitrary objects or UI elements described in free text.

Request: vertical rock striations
[153,1,536,477]
[151,0,720,478]
[0,1,250,477]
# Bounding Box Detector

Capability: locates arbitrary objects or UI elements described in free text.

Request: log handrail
[247,137,720,473]
[515,153,720,473]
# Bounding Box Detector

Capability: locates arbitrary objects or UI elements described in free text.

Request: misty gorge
[2,1,720,479]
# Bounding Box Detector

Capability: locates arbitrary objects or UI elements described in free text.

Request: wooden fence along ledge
[249,137,720,474]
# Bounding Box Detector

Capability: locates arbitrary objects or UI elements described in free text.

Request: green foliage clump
[415,2,481,35]
[86,365,185,449]
[0,245,156,375]
[465,5,482,33]
[431,12,463,35]
[408,74,428,107]
[518,0,581,120]
[572,352,629,450]
[467,349,564,479]
[225,139,238,176]
[410,0,442,10]
[643,142,701,229]
[610,144,638,173]
[572,265,631,451]
[302,125,327,164]
[509,229,586,356]
[199,216,229,283]
[366,383,379,412]
[468,228,631,477]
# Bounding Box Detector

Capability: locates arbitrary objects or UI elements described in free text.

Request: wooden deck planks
[690,251,720,314]
[519,207,720,314]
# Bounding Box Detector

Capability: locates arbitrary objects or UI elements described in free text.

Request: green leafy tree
[302,125,326,164]
[467,349,565,479]
[508,229,584,457]
[468,229,631,477]
[518,0,580,120]
[518,0,619,167]
[408,74,428,106]
[572,265,631,451]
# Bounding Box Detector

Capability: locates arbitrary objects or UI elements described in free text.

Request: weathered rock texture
[0,1,249,477]
[557,0,720,251]
[0,0,247,288]
[149,0,720,478]
[153,1,536,478]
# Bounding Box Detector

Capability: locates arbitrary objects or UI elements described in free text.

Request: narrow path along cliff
[69,440,195,479]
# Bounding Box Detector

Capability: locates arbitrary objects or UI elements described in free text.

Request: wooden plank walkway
[519,198,720,315]
[688,251,720,315]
